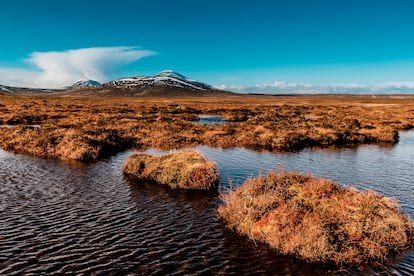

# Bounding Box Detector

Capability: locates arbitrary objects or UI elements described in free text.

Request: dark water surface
[1,132,414,275]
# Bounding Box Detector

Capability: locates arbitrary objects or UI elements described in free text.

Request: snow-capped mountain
[65,79,101,89]
[0,85,14,93]
[0,84,58,95]
[0,70,231,97]
[104,70,213,91]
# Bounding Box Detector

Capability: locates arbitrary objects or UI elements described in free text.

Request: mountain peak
[155,70,188,81]
[66,79,101,89]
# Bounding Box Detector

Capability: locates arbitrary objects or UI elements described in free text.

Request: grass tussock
[2,126,132,161]
[218,171,414,266]
[122,150,219,190]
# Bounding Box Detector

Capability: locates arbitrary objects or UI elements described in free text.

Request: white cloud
[216,81,330,94]
[374,82,414,88]
[216,81,414,94]
[0,47,156,88]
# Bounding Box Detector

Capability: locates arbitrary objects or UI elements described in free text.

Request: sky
[1,0,414,92]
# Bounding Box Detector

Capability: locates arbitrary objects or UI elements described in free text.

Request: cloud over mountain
[0,47,156,88]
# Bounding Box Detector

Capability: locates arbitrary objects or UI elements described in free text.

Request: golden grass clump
[1,125,132,161]
[218,171,414,266]
[122,150,219,190]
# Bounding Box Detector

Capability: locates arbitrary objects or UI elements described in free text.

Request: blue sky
[1,0,414,91]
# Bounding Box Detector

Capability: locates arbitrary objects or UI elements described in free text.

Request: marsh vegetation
[218,171,414,266]
[0,94,413,161]
[1,94,414,272]
[122,150,219,190]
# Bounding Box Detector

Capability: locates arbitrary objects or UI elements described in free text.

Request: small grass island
[218,171,414,267]
[122,150,219,191]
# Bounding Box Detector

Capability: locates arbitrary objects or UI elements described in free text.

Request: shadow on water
[0,132,413,274]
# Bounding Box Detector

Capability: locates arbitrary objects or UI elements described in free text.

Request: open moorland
[0,94,414,161]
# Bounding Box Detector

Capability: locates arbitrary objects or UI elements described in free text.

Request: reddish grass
[0,94,413,161]
[122,150,219,190]
[218,171,414,266]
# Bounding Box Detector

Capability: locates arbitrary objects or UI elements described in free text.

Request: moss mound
[123,150,219,190]
[218,171,414,266]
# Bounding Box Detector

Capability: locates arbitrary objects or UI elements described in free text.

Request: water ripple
[1,133,414,274]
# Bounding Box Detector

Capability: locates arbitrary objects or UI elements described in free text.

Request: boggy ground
[0,94,413,161]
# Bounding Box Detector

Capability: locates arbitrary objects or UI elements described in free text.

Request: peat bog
[1,94,414,274]
[0,94,413,161]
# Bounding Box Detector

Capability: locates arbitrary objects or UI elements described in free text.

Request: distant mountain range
[4,70,414,96]
[0,84,55,94]
[0,70,228,97]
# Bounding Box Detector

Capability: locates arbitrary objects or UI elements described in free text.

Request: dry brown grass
[122,150,219,190]
[218,171,414,266]
[0,94,413,161]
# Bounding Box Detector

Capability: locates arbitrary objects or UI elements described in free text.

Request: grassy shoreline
[0,94,413,161]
